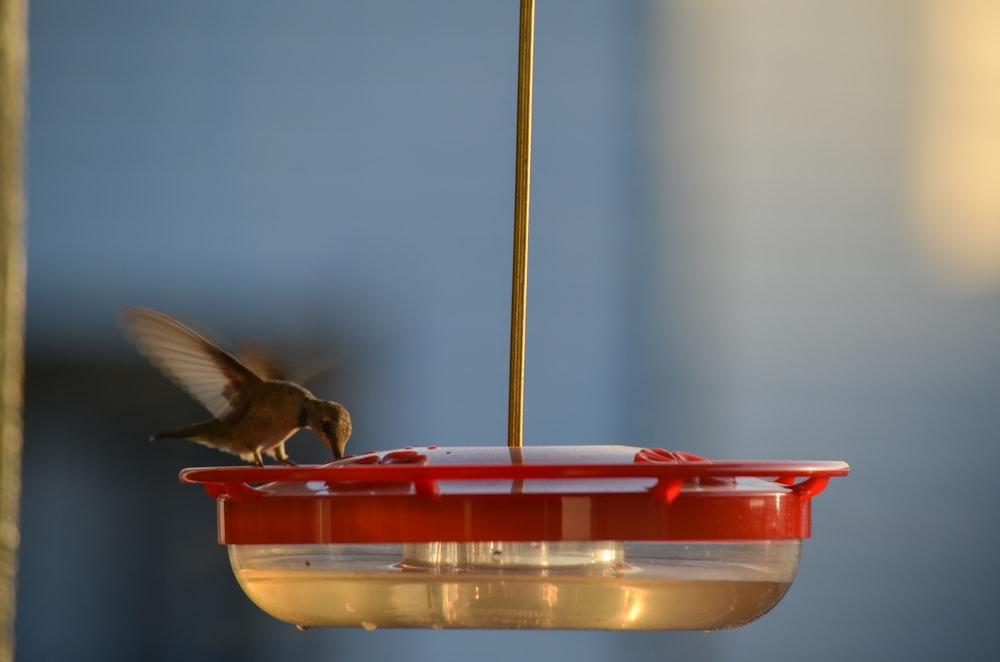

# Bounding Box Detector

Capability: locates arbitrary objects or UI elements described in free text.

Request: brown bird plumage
[119,306,351,465]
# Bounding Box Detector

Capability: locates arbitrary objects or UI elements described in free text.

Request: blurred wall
[18,1,1000,661]
[645,1,1000,660]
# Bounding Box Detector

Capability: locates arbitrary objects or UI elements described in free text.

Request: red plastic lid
[179,446,849,544]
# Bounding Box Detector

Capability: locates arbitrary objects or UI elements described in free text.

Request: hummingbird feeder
[180,0,849,631]
[181,446,847,630]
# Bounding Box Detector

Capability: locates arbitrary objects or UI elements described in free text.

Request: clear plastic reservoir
[229,539,801,630]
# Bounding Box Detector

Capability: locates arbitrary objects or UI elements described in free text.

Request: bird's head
[306,399,352,459]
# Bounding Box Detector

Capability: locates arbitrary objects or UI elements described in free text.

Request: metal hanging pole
[508,0,535,448]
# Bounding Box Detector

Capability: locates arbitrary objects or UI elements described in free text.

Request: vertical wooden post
[0,0,28,659]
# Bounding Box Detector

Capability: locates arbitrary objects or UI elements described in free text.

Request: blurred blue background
[18,0,1000,660]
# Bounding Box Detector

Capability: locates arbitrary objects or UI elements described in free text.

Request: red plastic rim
[179,446,849,544]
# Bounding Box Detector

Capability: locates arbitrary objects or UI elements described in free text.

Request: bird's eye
[321,420,333,437]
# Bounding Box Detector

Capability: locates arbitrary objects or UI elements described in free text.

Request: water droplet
[361,621,378,631]
[344,602,356,614]
[296,625,311,632]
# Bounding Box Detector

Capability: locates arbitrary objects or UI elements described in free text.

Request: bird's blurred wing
[235,342,290,381]
[119,306,263,419]
[236,340,340,385]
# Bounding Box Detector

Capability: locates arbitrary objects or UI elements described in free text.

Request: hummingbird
[119,306,352,466]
